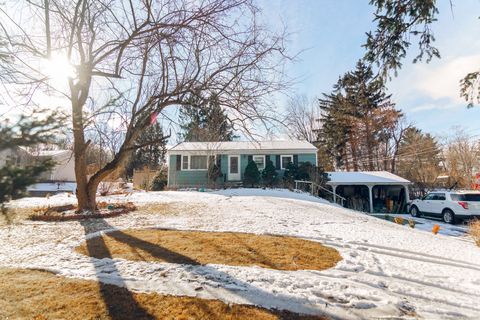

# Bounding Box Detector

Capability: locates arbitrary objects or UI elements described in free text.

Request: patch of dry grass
[0,207,37,225]
[76,229,342,271]
[469,219,480,247]
[0,268,326,320]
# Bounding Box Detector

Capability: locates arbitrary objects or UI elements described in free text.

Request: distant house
[0,147,75,182]
[167,140,317,188]
[35,150,76,182]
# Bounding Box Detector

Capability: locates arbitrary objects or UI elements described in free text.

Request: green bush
[262,160,278,187]
[243,160,260,187]
[151,167,168,191]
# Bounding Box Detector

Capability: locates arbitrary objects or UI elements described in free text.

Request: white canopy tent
[327,171,411,213]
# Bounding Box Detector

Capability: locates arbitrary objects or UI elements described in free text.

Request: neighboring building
[0,147,75,182]
[0,146,32,167]
[326,171,411,214]
[35,150,76,182]
[167,140,317,188]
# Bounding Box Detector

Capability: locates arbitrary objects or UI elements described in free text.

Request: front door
[228,155,241,181]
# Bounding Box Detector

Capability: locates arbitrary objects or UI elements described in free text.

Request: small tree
[207,161,223,189]
[151,167,168,191]
[243,160,260,188]
[262,160,278,187]
[283,162,298,187]
[297,162,313,181]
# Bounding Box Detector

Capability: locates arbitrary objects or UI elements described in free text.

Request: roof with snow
[327,171,411,185]
[169,140,317,154]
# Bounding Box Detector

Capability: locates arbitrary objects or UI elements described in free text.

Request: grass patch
[0,268,326,320]
[76,229,341,271]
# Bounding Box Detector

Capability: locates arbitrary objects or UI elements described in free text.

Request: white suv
[409,190,480,224]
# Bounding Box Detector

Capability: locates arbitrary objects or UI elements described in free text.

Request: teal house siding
[167,141,318,188]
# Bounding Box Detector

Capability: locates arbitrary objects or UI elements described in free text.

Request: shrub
[469,219,480,247]
[151,167,168,191]
[262,160,278,187]
[283,162,298,187]
[243,160,260,187]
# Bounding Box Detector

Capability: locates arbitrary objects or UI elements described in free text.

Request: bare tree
[444,128,480,188]
[0,0,289,211]
[284,94,319,142]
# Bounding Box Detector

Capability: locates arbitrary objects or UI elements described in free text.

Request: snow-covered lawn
[2,189,480,319]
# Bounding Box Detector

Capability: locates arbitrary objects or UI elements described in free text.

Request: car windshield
[451,193,480,201]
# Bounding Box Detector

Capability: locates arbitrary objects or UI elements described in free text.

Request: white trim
[181,155,208,171]
[252,155,266,170]
[280,154,293,170]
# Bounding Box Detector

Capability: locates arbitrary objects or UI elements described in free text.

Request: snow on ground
[2,189,480,319]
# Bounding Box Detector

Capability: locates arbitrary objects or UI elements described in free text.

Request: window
[451,193,480,201]
[424,193,435,200]
[182,156,189,170]
[433,193,446,201]
[253,155,265,170]
[230,156,239,173]
[190,155,207,170]
[281,155,293,170]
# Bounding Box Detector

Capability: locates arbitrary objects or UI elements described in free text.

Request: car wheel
[410,205,421,217]
[442,209,455,224]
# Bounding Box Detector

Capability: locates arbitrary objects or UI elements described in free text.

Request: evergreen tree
[126,122,167,178]
[243,160,260,187]
[283,161,298,187]
[0,111,63,203]
[318,61,401,171]
[262,160,278,187]
[179,94,236,142]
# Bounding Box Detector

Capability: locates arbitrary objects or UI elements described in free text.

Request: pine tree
[283,162,298,187]
[179,94,236,142]
[317,61,401,171]
[126,122,167,178]
[0,111,63,203]
[243,160,260,187]
[262,160,278,187]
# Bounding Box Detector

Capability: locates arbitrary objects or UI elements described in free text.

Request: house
[1,147,75,181]
[326,171,411,214]
[167,140,317,188]
[34,150,76,182]
[0,146,32,167]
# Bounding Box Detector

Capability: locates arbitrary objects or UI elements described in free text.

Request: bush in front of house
[262,160,278,187]
[151,167,168,191]
[243,160,260,187]
[283,162,298,188]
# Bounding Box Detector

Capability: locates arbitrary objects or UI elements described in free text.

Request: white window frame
[253,155,266,170]
[181,154,209,171]
[280,155,293,170]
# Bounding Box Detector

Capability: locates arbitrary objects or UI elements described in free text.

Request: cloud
[415,54,480,104]
[389,54,480,114]
[409,103,458,113]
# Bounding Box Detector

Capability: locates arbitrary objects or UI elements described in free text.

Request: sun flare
[42,53,76,88]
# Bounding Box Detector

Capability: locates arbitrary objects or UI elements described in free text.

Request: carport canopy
[326,171,412,213]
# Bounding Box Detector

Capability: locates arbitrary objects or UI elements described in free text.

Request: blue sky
[258,0,480,137]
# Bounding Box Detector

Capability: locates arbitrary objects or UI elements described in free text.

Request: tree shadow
[80,219,331,319]
[80,219,155,320]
